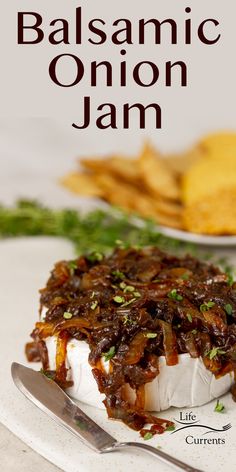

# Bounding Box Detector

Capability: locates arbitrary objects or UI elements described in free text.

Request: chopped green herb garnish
[91,300,98,310]
[115,239,124,246]
[225,303,233,316]
[143,432,153,440]
[90,291,95,299]
[191,329,197,335]
[113,295,125,304]
[123,315,132,325]
[119,282,126,290]
[76,420,87,430]
[123,315,136,326]
[63,311,73,319]
[166,425,176,431]
[68,260,77,275]
[227,274,234,286]
[119,282,136,293]
[134,291,141,298]
[146,333,157,339]
[187,313,193,323]
[133,244,142,250]
[40,369,54,380]
[206,347,226,360]
[112,270,125,280]
[180,273,189,280]
[214,399,225,413]
[200,301,215,313]
[87,251,103,262]
[168,289,183,301]
[124,285,135,293]
[224,266,235,286]
[103,346,116,362]
[121,298,136,307]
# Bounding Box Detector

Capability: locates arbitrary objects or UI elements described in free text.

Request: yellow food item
[138,143,180,201]
[182,157,236,206]
[81,156,141,185]
[182,150,236,234]
[200,131,236,160]
[62,132,236,235]
[60,172,104,197]
[94,172,183,229]
[165,147,202,177]
[154,198,182,218]
[183,190,236,235]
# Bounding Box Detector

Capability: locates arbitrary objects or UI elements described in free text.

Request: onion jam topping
[26,247,236,435]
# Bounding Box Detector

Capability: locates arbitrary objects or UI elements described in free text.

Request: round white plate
[158,226,236,247]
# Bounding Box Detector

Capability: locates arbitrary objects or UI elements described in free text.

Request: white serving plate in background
[158,225,236,247]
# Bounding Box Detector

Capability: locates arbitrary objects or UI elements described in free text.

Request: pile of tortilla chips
[182,132,236,235]
[61,132,236,235]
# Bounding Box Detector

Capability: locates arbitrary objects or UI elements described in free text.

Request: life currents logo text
[172,411,231,445]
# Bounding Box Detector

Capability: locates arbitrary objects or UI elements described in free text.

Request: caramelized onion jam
[26,247,236,434]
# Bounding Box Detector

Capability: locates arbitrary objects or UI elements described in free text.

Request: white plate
[158,226,236,247]
[0,237,236,472]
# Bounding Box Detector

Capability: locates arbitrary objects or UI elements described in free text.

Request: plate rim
[157,225,236,247]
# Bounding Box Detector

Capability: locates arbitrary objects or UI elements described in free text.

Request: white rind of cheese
[45,336,234,411]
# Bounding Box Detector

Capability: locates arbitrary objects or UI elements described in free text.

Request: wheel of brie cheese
[45,336,233,411]
[26,246,236,434]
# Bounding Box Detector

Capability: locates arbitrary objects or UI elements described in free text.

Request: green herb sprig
[143,432,153,440]
[146,333,157,339]
[214,399,225,413]
[200,301,215,313]
[225,303,233,316]
[0,200,192,256]
[103,346,116,362]
[166,425,176,432]
[206,347,226,360]
[168,289,183,302]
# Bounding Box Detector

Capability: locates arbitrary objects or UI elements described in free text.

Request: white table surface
[0,424,61,472]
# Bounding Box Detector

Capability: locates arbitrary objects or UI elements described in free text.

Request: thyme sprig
[0,200,192,256]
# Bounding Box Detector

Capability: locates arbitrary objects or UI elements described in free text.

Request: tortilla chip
[94,173,152,213]
[182,157,236,206]
[183,189,236,235]
[155,199,183,218]
[61,172,104,197]
[182,149,236,235]
[81,156,141,185]
[200,132,236,159]
[80,157,108,172]
[138,143,180,201]
[94,173,183,229]
[165,147,203,177]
